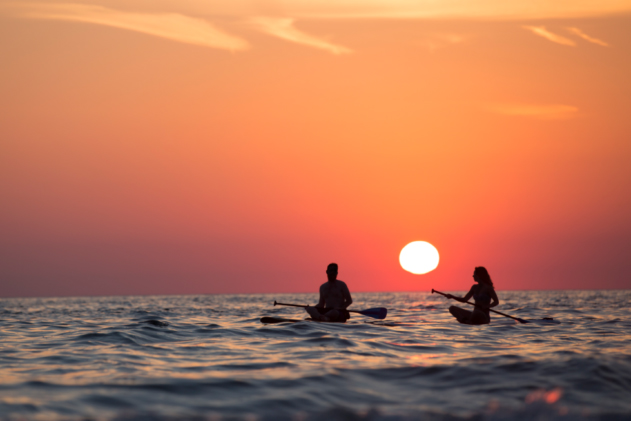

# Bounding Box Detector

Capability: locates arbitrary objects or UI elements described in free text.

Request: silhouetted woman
[447,267,499,325]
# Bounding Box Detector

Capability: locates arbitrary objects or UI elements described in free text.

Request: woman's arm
[462,285,476,302]
[447,285,476,303]
[489,288,499,308]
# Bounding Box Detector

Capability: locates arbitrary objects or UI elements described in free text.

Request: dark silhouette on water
[271,301,387,320]
[433,289,529,324]
[305,263,353,322]
[445,267,499,325]
[260,316,302,324]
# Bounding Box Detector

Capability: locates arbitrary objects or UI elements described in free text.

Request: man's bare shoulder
[320,280,348,289]
[333,280,350,292]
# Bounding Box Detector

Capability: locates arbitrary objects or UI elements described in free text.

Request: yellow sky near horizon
[1,1,630,297]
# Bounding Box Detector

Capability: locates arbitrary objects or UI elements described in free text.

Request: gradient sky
[1,0,630,297]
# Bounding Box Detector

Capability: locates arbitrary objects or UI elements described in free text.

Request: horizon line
[1,287,627,300]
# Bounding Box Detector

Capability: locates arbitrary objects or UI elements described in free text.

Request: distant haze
[1,0,630,297]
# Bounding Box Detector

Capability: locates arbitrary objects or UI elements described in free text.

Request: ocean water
[1,290,630,420]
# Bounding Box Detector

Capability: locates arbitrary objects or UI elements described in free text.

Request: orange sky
[1,1,630,297]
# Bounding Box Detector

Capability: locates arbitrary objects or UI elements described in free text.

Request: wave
[1,291,631,420]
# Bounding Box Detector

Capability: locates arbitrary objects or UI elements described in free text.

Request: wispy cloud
[245,0,631,20]
[250,17,351,55]
[489,104,578,120]
[12,3,249,51]
[522,26,575,46]
[423,33,469,52]
[7,1,630,22]
[566,27,609,47]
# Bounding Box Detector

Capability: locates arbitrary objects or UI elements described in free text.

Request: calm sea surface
[1,291,630,420]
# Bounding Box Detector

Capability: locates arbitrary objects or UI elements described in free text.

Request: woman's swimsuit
[473,286,493,318]
[473,288,492,305]
[450,285,495,324]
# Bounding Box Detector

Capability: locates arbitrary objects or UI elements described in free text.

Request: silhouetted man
[305,263,353,322]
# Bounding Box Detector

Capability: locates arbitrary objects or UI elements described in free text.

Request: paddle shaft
[274,301,360,314]
[431,289,528,324]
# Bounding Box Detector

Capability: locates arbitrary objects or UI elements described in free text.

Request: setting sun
[399,241,440,275]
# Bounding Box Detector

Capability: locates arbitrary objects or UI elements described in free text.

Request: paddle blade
[358,307,388,319]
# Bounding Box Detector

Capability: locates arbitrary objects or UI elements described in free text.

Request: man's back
[320,280,351,309]
[305,263,353,322]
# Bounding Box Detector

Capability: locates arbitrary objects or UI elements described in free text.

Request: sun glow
[399,241,440,275]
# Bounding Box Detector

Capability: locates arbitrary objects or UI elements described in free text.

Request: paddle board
[260,317,303,324]
[259,317,349,324]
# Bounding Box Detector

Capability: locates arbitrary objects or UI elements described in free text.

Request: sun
[399,241,440,274]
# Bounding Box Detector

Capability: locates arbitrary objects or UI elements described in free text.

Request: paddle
[431,289,529,324]
[273,301,388,320]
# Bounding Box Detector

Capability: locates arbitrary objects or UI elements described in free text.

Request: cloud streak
[423,33,469,52]
[13,3,249,51]
[243,0,631,20]
[250,17,351,54]
[566,27,609,46]
[523,26,575,46]
[7,1,630,22]
[489,104,578,120]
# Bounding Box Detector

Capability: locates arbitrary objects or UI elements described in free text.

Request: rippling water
[1,290,630,420]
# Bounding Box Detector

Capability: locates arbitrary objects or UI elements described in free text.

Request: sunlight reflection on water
[0,290,630,420]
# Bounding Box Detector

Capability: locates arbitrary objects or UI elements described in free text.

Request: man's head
[326,263,338,282]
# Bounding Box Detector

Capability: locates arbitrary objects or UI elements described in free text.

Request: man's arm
[342,282,352,309]
[315,284,326,308]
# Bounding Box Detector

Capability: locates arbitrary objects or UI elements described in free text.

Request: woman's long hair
[474,267,494,288]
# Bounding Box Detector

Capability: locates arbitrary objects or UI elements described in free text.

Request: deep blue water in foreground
[1,291,630,420]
